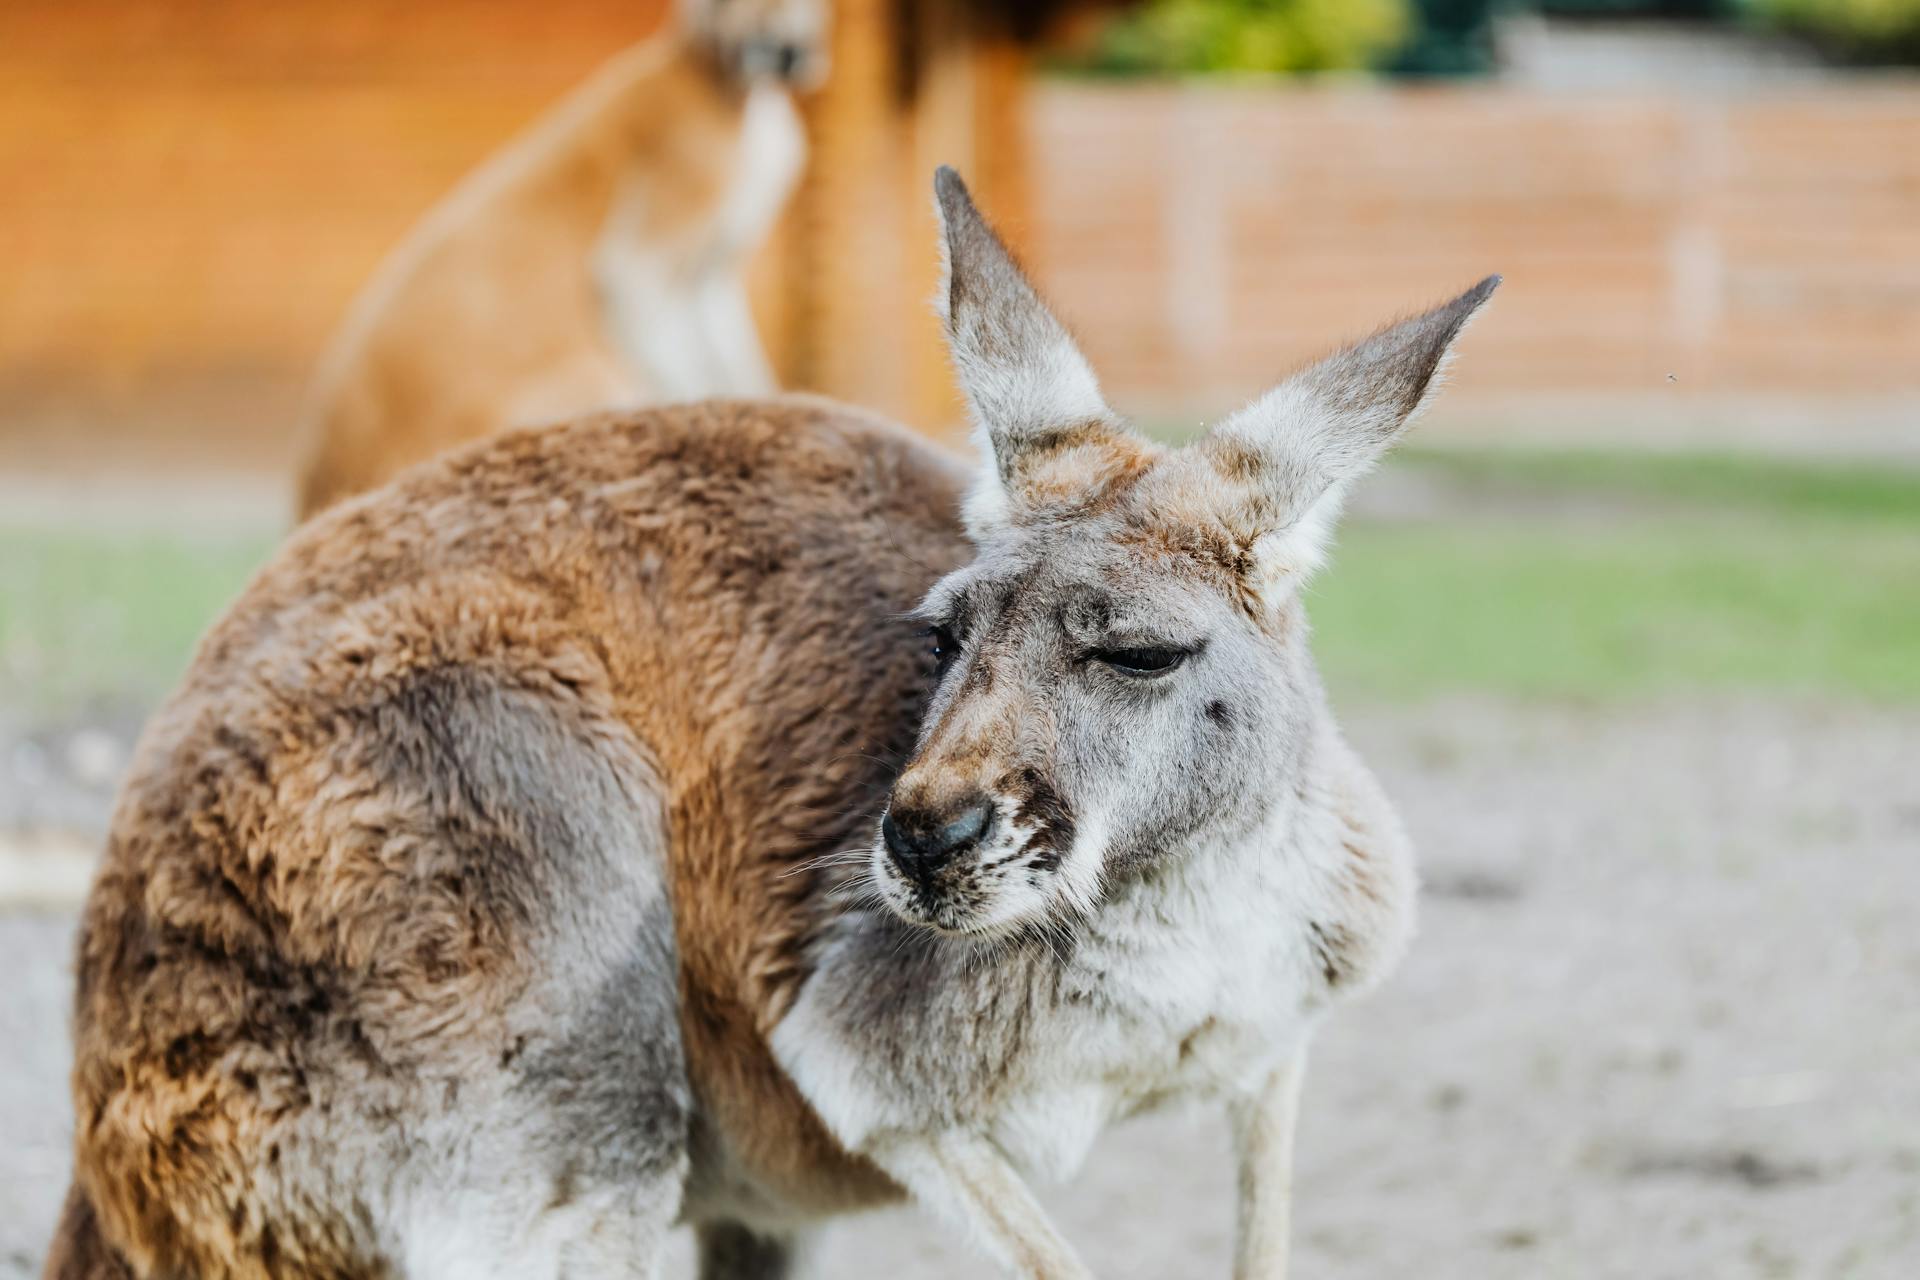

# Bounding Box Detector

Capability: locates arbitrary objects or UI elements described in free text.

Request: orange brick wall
[0,0,668,468]
[3,4,1916,471]
[0,0,668,378]
[1024,82,1920,430]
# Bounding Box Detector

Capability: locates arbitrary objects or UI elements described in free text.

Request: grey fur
[317,667,692,1278]
[934,166,1119,486]
[1202,275,1502,540]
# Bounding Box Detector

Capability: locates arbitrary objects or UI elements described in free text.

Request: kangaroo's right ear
[934,167,1127,531]
[1198,274,1500,589]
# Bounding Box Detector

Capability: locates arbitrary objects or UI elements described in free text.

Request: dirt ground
[3,697,1916,1279]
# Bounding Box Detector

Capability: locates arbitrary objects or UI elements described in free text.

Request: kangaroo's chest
[988,895,1317,1180]
[705,85,803,260]
[596,85,801,279]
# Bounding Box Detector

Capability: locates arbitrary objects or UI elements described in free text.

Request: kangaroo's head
[871,167,1497,938]
[680,0,828,89]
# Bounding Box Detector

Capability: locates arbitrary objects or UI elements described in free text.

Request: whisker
[777,847,875,880]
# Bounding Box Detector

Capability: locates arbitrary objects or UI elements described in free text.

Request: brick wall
[1023,82,1920,434]
[3,7,1915,471]
[0,0,667,469]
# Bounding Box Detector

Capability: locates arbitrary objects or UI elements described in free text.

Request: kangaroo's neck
[1084,803,1315,958]
[534,30,750,172]
[606,30,751,121]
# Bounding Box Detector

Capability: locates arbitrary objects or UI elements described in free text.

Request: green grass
[0,522,276,714]
[1391,445,1920,526]
[1307,446,1920,701]
[1,447,1916,715]
[1311,518,1920,701]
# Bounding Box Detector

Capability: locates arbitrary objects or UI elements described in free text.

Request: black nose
[775,42,806,79]
[882,798,993,882]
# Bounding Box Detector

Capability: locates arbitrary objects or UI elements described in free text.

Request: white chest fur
[774,810,1343,1192]
[982,840,1325,1182]
[710,84,804,259]
[591,84,801,398]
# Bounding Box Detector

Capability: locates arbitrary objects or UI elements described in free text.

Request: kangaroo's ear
[934,167,1124,527]
[1199,275,1500,580]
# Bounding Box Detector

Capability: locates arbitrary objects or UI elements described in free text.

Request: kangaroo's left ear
[1199,275,1500,581]
[934,166,1135,532]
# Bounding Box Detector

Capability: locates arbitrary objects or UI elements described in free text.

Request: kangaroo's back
[66,397,965,1277]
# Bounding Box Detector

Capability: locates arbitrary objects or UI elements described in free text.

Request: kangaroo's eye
[1096,647,1188,676]
[924,625,960,674]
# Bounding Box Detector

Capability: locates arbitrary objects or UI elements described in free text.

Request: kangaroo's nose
[882,797,994,882]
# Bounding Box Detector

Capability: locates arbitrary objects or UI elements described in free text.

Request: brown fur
[42,1188,133,1280]
[294,29,787,520]
[59,398,966,1276]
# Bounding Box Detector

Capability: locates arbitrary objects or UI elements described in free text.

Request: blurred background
[2,1,1916,1276]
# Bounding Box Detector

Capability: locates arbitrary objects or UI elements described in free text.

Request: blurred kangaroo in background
[49,169,1494,1279]
[293,0,825,519]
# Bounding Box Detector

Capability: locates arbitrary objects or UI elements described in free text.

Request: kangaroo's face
[682,0,828,88]
[870,168,1499,938]
[883,505,1308,936]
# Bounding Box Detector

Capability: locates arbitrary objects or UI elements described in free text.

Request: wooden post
[760,0,1041,435]
[905,0,974,438]
[897,3,1041,436]
[782,0,907,414]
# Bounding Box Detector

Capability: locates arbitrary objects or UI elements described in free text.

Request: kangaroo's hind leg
[388,884,693,1280]
[397,950,695,1280]
[366,658,696,1280]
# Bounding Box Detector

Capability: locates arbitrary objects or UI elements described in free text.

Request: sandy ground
[3,698,1917,1279]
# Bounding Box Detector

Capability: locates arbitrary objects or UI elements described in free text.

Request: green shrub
[1755,0,1920,58]
[1083,0,1413,75]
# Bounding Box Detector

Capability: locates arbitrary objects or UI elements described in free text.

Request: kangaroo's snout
[771,40,811,81]
[882,796,994,882]
[733,36,817,83]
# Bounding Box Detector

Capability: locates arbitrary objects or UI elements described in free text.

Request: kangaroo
[51,168,1496,1279]
[292,0,824,520]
